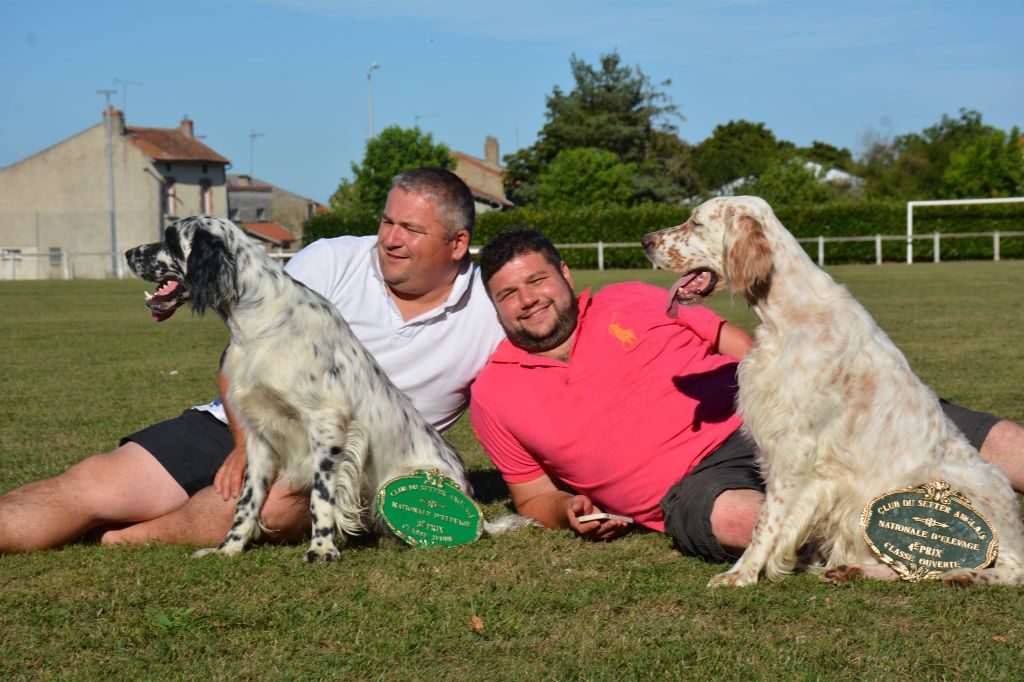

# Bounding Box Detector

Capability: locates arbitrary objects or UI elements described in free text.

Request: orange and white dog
[643,196,1024,587]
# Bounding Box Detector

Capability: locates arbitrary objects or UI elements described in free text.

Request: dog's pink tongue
[666,274,698,319]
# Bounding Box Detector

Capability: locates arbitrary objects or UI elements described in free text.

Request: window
[49,247,62,266]
[199,179,213,214]
[256,207,266,220]
[163,178,177,216]
[164,163,172,172]
[229,208,239,220]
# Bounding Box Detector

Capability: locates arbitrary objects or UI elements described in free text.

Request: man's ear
[449,229,470,261]
[724,214,773,305]
[560,261,574,290]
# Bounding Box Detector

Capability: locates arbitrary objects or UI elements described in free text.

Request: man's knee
[979,419,1024,492]
[259,487,311,541]
[709,488,765,554]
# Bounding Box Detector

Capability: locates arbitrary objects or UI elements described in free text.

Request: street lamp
[367,61,380,139]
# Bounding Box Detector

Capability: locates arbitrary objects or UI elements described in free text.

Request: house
[0,109,229,279]
[452,136,513,214]
[240,221,298,251]
[226,174,326,250]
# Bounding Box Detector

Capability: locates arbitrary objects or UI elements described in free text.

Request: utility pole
[98,89,121,279]
[249,131,265,177]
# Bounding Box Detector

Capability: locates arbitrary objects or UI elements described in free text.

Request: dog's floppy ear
[724,214,773,305]
[185,227,236,316]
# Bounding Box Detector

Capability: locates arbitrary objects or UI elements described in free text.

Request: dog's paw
[822,565,860,585]
[192,543,244,559]
[191,547,222,559]
[707,570,757,588]
[940,568,982,587]
[303,546,341,564]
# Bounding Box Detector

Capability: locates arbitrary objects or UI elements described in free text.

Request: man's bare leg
[0,442,188,553]
[709,488,765,556]
[101,481,311,547]
[979,420,1024,492]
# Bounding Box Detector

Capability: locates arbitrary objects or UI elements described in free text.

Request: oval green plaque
[376,469,483,548]
[860,481,998,581]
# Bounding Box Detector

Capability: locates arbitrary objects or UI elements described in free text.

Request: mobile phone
[576,512,634,524]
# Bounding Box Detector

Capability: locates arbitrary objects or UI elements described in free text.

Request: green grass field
[2,262,1023,679]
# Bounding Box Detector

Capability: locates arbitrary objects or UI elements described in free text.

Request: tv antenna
[114,78,142,118]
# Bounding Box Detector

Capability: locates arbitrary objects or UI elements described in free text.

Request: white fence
[906,197,1024,264]
[2,249,73,280]
[469,231,1024,270]
[4,232,1023,280]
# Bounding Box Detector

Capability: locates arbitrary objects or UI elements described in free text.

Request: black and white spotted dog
[126,216,529,562]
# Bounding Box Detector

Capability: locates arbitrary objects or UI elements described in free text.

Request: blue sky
[2,0,1021,203]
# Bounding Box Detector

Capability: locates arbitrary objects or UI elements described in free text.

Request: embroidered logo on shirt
[608,313,637,351]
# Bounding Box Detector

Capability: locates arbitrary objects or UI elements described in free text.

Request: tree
[340,126,455,211]
[329,178,357,211]
[799,141,855,172]
[638,130,701,203]
[504,51,681,205]
[943,127,1023,198]
[536,148,637,209]
[859,109,1001,199]
[692,120,791,193]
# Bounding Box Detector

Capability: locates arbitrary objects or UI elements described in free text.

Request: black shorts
[659,399,1000,563]
[121,410,235,496]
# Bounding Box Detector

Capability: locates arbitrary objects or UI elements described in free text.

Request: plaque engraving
[376,469,484,548]
[860,481,999,581]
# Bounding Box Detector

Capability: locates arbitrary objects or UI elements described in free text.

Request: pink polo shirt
[470,282,743,532]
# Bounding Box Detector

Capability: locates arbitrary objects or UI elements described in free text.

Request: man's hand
[213,447,247,500]
[566,495,631,541]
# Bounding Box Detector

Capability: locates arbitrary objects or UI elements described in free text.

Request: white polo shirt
[193,235,506,432]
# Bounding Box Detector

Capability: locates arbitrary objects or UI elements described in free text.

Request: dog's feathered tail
[332,422,371,537]
[482,514,542,536]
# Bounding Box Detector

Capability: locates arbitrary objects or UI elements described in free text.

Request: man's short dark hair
[479,226,563,286]
[392,167,475,240]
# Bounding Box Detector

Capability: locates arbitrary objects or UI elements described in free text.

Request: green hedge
[303,205,380,243]
[304,199,1024,267]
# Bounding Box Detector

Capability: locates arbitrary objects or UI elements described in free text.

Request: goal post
[906,197,1024,264]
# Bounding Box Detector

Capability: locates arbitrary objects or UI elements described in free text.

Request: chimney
[103,107,125,135]
[180,116,194,138]
[484,136,499,166]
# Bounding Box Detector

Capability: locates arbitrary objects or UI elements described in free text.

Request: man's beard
[504,295,579,354]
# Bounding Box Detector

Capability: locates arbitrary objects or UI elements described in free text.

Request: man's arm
[212,370,248,500]
[716,322,752,360]
[509,473,630,540]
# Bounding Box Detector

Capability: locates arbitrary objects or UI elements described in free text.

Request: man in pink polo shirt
[470,227,1024,562]
[471,227,760,560]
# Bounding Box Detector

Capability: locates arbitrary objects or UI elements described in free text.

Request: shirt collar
[489,287,593,367]
[369,241,475,322]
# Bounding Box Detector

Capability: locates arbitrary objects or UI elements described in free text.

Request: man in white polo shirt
[0,167,505,552]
